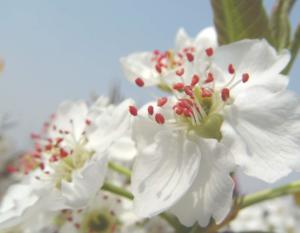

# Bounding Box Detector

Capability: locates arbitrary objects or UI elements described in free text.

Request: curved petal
[48,100,88,142]
[0,176,51,230]
[223,87,300,183]
[175,28,191,51]
[170,140,235,227]
[59,152,108,209]
[120,52,159,86]
[86,99,134,152]
[108,136,137,161]
[131,130,201,217]
[213,39,290,93]
[194,27,217,50]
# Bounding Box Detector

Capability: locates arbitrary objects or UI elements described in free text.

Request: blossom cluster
[0,27,300,233]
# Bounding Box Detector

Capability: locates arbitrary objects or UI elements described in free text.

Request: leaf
[210,0,273,45]
[283,23,300,74]
[270,0,295,51]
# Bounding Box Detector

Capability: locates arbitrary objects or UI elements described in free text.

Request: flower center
[130,47,251,141]
[27,118,95,189]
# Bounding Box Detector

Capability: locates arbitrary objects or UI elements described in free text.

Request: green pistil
[185,87,224,141]
[81,209,119,233]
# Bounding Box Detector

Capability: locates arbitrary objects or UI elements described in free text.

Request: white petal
[175,28,191,51]
[59,152,108,209]
[194,27,217,49]
[49,100,88,142]
[0,177,51,230]
[132,130,201,217]
[213,39,290,93]
[86,99,134,152]
[170,140,234,227]
[120,52,159,86]
[108,136,137,161]
[224,87,300,183]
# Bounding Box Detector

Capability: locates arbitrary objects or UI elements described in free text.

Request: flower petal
[120,52,159,86]
[224,87,300,182]
[170,140,234,227]
[59,152,108,209]
[131,130,201,217]
[213,39,290,93]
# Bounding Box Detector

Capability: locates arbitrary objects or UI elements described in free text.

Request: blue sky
[0,1,299,192]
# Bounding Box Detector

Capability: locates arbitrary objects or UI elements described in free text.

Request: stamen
[205,73,214,84]
[205,48,214,57]
[173,82,185,91]
[191,75,200,86]
[147,105,154,115]
[242,73,250,83]
[176,68,184,76]
[135,78,144,87]
[186,53,194,62]
[155,113,165,124]
[228,64,235,74]
[184,86,194,98]
[157,97,168,107]
[221,88,230,102]
[129,106,138,116]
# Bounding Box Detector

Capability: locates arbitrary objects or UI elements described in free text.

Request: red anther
[85,119,91,125]
[153,49,160,55]
[129,106,138,116]
[186,52,194,62]
[30,133,40,140]
[6,165,18,174]
[60,148,69,158]
[191,74,200,86]
[155,113,165,124]
[173,82,185,91]
[39,163,45,170]
[56,138,64,145]
[221,88,230,101]
[184,86,194,97]
[201,88,212,98]
[135,77,144,87]
[228,64,235,74]
[183,108,192,117]
[155,64,162,73]
[175,68,184,76]
[242,73,250,83]
[205,72,214,83]
[147,105,154,115]
[74,223,81,229]
[45,144,52,151]
[50,155,58,162]
[157,97,168,107]
[175,107,183,115]
[205,47,214,57]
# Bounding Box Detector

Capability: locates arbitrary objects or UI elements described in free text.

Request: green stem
[241,180,300,209]
[108,161,131,178]
[102,182,184,232]
[102,182,134,200]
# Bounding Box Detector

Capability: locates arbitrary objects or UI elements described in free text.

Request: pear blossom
[120,27,217,88]
[126,37,300,226]
[58,191,138,233]
[0,97,135,230]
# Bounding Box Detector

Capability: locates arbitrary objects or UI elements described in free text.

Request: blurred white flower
[120,27,217,87]
[0,97,135,230]
[228,196,300,233]
[58,191,138,233]
[127,36,300,226]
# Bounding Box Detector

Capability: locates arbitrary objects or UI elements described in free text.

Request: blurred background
[0,0,299,193]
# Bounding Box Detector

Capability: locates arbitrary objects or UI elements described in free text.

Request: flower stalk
[108,161,131,178]
[240,180,300,209]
